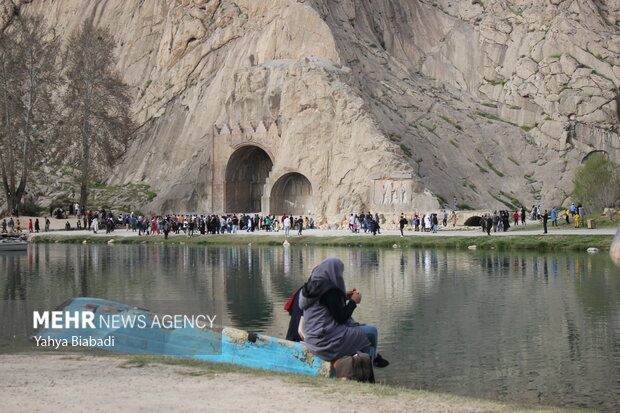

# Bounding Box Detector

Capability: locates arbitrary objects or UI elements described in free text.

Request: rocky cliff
[4,0,619,221]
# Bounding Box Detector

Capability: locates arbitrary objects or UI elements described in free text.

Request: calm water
[1,244,620,411]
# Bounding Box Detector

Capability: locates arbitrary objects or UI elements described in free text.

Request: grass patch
[489,191,516,209]
[419,123,439,137]
[31,233,614,252]
[118,359,147,369]
[508,156,520,166]
[485,159,504,177]
[484,78,506,86]
[476,111,518,127]
[438,115,463,131]
[399,143,412,157]
[524,172,536,184]
[474,162,489,174]
[499,191,524,209]
[465,181,478,193]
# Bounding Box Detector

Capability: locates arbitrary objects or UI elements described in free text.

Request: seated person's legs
[358,324,378,361]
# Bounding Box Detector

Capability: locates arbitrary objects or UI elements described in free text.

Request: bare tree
[0,17,60,215]
[63,21,135,210]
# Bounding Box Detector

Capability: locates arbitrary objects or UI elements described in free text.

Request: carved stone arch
[269,172,313,215]
[225,145,274,213]
[230,142,275,161]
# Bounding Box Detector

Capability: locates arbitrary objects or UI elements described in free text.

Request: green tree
[62,21,135,210]
[572,154,620,212]
[0,16,60,215]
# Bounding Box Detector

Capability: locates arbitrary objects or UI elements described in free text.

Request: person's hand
[346,290,354,300]
[351,291,362,304]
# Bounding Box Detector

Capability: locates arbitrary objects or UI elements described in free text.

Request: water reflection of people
[297,258,388,368]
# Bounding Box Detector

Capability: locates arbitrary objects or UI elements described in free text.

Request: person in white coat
[283,216,291,237]
[424,214,432,232]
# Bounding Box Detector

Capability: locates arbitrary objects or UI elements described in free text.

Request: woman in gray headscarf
[298,258,388,366]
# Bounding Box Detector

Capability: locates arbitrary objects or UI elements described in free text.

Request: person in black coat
[399,214,408,237]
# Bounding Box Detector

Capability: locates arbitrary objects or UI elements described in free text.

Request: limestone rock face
[0,0,14,29]
[14,0,620,221]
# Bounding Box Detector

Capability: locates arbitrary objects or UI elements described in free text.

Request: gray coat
[298,258,370,361]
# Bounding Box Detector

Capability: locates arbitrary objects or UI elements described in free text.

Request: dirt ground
[0,354,586,413]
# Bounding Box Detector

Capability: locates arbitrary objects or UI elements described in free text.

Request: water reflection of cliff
[2,245,620,326]
[1,244,620,410]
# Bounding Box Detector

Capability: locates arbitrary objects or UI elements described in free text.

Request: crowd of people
[1,217,52,234]
[480,210,520,235]
[347,210,458,236]
[67,210,317,238]
[1,202,591,237]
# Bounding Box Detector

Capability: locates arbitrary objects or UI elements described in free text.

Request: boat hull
[0,242,27,251]
[34,297,332,377]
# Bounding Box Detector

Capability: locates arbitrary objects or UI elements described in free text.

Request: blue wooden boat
[33,297,332,377]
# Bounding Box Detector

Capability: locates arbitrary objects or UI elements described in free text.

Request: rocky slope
[2,0,619,221]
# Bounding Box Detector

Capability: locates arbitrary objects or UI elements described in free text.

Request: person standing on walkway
[163,220,170,239]
[370,217,379,236]
[551,207,557,227]
[521,206,526,225]
[542,210,549,234]
[232,215,239,233]
[296,216,304,235]
[578,204,585,227]
[284,215,291,237]
[1,219,7,233]
[399,214,407,237]
[34,218,40,233]
[574,210,580,228]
